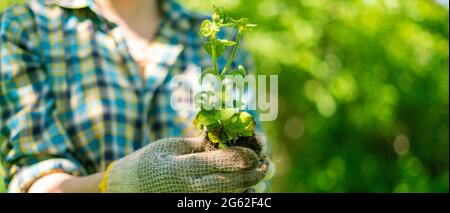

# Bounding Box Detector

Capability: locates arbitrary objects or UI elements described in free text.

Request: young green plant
[193,6,259,150]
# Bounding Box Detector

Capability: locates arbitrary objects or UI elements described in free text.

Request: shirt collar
[47,0,192,71]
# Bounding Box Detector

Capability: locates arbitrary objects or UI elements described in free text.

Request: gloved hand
[243,133,276,193]
[99,136,268,193]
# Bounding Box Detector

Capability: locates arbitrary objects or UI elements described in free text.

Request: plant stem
[211,33,219,75]
[221,31,242,77]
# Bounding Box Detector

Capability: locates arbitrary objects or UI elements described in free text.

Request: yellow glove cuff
[98,162,114,193]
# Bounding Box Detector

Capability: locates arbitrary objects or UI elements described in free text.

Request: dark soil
[228,135,262,155]
[206,133,262,155]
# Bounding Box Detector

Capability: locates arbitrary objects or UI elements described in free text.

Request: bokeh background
[0,0,448,192]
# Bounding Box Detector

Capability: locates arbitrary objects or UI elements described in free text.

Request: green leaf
[212,6,228,24]
[245,23,257,28]
[218,143,228,149]
[220,111,256,139]
[241,129,254,137]
[194,91,216,109]
[228,114,239,123]
[238,65,247,75]
[239,111,256,136]
[199,67,217,84]
[233,18,257,31]
[221,111,254,136]
[238,111,254,127]
[227,65,247,78]
[223,125,239,140]
[222,114,240,130]
[204,41,226,58]
[203,41,213,55]
[217,39,236,46]
[236,18,250,25]
[215,42,225,57]
[199,20,218,37]
[199,20,212,37]
[196,110,218,126]
[205,122,220,132]
[192,118,204,131]
[208,131,221,143]
[215,108,236,121]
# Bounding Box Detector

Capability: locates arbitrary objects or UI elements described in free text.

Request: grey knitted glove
[100,136,268,193]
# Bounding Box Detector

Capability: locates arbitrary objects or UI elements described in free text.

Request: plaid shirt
[0,0,260,192]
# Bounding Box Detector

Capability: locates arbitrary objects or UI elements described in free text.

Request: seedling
[193,6,261,153]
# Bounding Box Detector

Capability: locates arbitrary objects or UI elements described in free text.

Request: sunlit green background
[1,0,448,192]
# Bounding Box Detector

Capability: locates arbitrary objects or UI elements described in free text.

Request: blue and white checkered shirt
[0,0,260,192]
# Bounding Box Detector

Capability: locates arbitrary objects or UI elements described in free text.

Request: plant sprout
[193,6,258,150]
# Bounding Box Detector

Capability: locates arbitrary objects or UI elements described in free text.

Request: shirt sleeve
[0,5,83,192]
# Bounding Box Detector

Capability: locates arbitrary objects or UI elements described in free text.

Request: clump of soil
[206,134,262,155]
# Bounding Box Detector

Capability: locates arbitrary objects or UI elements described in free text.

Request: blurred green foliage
[0,162,4,192]
[0,0,448,192]
[181,0,449,192]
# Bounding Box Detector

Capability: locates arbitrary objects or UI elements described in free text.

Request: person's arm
[28,172,103,193]
[28,136,268,193]
[0,5,83,192]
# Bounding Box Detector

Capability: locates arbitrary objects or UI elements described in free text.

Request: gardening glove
[243,133,276,193]
[98,136,268,193]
